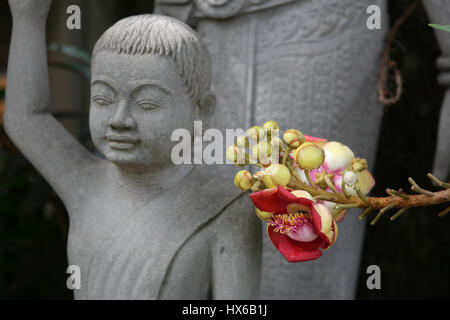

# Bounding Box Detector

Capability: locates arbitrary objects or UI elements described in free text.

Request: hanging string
[378,0,422,105]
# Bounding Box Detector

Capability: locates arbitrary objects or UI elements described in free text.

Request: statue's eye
[136,100,161,111]
[92,96,113,106]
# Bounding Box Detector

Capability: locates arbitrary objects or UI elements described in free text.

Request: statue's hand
[8,0,52,20]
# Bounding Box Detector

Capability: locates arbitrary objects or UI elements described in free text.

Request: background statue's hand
[8,0,52,20]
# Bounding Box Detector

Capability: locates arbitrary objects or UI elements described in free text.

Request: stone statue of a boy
[5,0,261,299]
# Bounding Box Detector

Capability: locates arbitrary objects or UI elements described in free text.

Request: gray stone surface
[5,0,261,299]
[424,0,450,181]
[156,0,388,299]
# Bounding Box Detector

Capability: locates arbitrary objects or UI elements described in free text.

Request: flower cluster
[291,141,375,223]
[227,120,375,263]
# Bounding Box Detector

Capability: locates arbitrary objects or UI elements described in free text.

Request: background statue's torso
[157,0,388,299]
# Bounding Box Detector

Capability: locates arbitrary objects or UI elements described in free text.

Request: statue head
[89,14,215,168]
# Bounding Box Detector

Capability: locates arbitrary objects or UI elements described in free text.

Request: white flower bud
[343,171,357,186]
[323,141,355,171]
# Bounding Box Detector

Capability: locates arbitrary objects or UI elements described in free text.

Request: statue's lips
[106,135,139,150]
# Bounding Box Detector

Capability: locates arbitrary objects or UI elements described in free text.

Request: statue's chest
[66,196,212,299]
[67,198,140,256]
[66,199,149,289]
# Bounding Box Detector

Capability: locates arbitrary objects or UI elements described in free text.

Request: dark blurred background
[0,0,448,299]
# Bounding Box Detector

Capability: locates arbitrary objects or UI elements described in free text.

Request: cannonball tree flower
[229,121,450,257]
[250,185,338,262]
[293,141,375,222]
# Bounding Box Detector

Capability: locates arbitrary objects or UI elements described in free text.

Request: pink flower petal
[267,226,323,263]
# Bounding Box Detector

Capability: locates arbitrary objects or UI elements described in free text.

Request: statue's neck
[110,162,194,200]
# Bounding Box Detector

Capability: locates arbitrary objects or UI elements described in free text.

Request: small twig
[427,173,450,189]
[355,188,369,203]
[324,174,338,194]
[332,207,346,219]
[408,177,434,196]
[386,188,409,200]
[281,147,290,166]
[371,203,397,226]
[341,178,350,198]
[287,163,300,182]
[313,195,335,201]
[359,207,375,220]
[336,203,360,209]
[438,206,450,218]
[304,170,317,189]
[390,208,408,221]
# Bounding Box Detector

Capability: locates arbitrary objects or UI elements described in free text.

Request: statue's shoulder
[185,166,241,203]
[160,167,244,229]
[175,167,250,225]
[187,167,257,230]
[171,167,260,263]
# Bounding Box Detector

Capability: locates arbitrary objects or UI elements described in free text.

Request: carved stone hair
[93,14,212,107]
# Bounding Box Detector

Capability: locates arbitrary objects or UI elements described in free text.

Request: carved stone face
[89,52,197,168]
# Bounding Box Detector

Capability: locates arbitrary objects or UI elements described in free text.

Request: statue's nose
[109,101,136,130]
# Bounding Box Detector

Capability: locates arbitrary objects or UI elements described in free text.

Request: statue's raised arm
[4,0,98,205]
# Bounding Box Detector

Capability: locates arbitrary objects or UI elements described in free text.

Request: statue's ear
[199,92,216,128]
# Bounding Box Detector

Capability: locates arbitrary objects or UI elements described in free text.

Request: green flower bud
[262,121,279,141]
[294,142,325,170]
[226,144,249,166]
[236,135,249,149]
[314,171,335,190]
[352,158,368,172]
[270,137,284,151]
[253,170,265,181]
[263,164,291,188]
[262,120,280,131]
[234,170,253,191]
[283,129,305,149]
[252,141,272,166]
[247,126,266,142]
[226,144,238,162]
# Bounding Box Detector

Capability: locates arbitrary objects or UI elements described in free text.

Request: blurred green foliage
[429,23,450,33]
[48,42,91,80]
